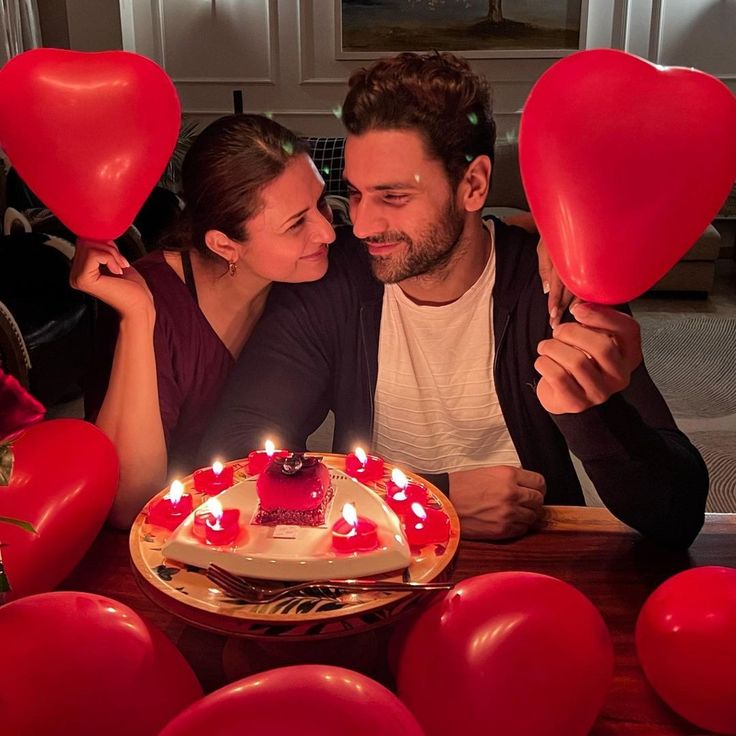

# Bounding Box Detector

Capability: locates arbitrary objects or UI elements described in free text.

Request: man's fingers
[571,303,641,350]
[509,506,539,529]
[534,351,588,398]
[571,303,643,370]
[515,469,546,493]
[516,487,545,512]
[551,322,624,378]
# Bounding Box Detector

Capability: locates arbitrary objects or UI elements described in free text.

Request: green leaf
[0,443,14,486]
[0,516,36,534]
[154,564,180,582]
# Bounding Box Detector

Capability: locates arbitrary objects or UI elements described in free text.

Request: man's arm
[536,304,708,548]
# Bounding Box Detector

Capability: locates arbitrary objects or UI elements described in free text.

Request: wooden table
[63,507,736,735]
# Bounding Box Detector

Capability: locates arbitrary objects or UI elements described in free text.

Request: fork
[206,564,453,603]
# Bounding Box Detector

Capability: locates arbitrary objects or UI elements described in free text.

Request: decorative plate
[130,454,460,640]
[162,468,412,581]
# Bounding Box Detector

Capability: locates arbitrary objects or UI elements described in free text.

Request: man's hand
[535,303,643,415]
[449,465,546,540]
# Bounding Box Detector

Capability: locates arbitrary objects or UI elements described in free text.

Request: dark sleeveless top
[86,249,234,476]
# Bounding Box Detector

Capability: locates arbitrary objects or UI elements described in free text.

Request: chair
[0,299,30,388]
[0,209,92,405]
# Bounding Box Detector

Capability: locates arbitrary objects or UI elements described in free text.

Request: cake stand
[130,453,460,642]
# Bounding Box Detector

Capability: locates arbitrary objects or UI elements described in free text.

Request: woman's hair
[160,114,308,258]
[341,52,495,188]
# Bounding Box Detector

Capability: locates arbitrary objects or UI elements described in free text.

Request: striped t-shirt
[372,221,520,474]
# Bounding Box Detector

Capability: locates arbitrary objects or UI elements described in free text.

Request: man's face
[343,129,465,283]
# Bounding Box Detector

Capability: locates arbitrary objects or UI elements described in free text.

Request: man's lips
[366,241,402,256]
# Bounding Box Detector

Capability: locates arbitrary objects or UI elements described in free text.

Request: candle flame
[208,497,224,521]
[355,446,368,466]
[391,468,408,490]
[212,460,224,476]
[265,439,275,456]
[410,502,427,521]
[167,479,184,504]
[342,502,358,531]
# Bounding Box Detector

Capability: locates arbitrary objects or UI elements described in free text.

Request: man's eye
[384,193,408,203]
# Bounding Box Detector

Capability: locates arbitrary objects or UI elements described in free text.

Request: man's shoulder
[492,216,539,257]
[491,217,540,292]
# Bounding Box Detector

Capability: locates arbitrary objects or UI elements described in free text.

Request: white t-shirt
[372,221,521,474]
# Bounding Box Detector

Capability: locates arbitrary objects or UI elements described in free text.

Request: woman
[71,115,335,528]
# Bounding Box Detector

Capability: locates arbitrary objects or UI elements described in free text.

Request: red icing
[256,455,330,512]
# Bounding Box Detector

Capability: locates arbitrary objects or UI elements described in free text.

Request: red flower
[0,369,45,443]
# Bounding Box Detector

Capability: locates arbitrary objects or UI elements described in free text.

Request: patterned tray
[130,454,460,639]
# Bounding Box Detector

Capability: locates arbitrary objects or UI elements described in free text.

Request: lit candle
[331,502,379,553]
[247,439,289,475]
[385,468,429,516]
[344,446,385,482]
[193,460,235,496]
[204,498,241,546]
[193,497,241,541]
[403,501,450,548]
[147,480,193,531]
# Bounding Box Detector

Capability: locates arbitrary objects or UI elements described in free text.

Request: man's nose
[350,198,387,240]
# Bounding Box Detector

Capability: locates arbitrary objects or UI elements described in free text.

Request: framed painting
[336,0,587,59]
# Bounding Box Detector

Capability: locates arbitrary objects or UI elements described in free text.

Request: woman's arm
[71,240,168,528]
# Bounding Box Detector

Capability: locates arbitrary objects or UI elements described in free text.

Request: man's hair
[341,52,495,188]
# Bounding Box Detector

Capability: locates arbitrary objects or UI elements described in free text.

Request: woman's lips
[300,244,329,260]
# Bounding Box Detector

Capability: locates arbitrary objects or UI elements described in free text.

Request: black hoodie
[200,220,708,548]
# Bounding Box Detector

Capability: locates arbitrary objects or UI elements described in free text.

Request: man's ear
[204,229,240,264]
[459,155,491,213]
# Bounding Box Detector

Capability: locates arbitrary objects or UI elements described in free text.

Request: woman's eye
[289,217,306,231]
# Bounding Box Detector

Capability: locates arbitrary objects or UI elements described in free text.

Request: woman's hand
[501,213,575,327]
[537,238,576,329]
[534,303,643,415]
[70,239,153,316]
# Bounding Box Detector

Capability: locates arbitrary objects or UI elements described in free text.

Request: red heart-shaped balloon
[0,49,180,240]
[519,49,736,304]
[0,419,119,600]
[0,592,203,736]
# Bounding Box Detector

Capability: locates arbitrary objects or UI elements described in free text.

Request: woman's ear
[459,155,491,213]
[204,229,239,264]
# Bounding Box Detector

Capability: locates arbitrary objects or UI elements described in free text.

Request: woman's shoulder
[133,249,188,297]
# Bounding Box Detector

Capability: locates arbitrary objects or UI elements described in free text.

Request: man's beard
[362,200,466,284]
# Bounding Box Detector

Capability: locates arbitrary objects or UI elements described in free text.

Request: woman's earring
[228,261,237,277]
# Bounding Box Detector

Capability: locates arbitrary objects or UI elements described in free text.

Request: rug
[638,314,736,512]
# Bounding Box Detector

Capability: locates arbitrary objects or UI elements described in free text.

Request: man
[200,52,707,548]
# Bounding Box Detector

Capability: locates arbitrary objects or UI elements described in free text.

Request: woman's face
[238,153,335,283]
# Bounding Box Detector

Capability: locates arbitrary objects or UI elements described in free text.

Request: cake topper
[276,453,323,476]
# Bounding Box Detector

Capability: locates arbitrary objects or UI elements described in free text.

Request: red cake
[254,453,333,526]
